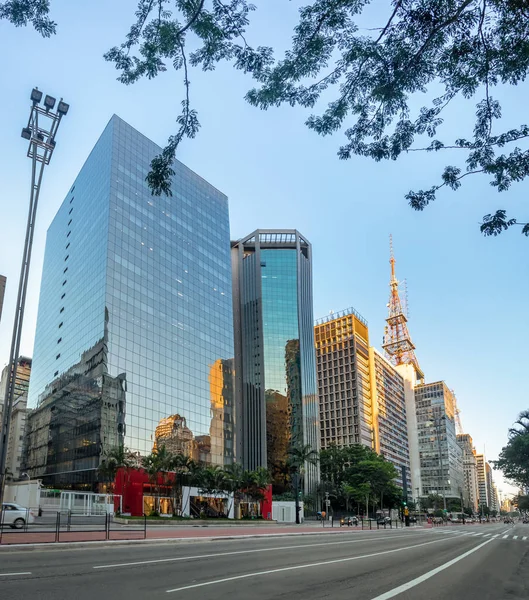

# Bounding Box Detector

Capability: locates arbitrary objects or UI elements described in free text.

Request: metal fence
[0,508,146,545]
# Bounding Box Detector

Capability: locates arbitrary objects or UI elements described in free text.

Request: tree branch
[178,0,205,36]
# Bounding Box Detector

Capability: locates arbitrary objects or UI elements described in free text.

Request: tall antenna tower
[382,235,424,380]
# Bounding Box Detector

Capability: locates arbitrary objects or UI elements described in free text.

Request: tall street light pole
[0,88,69,508]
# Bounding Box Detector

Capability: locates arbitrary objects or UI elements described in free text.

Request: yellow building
[315,308,411,489]
[315,308,373,449]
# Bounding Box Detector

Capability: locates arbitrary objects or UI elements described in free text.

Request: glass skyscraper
[25,115,234,486]
[232,230,319,494]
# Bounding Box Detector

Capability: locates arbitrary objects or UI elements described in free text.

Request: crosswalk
[431,528,528,543]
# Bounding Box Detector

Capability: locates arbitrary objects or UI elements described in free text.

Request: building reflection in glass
[232,230,320,494]
[24,332,126,488]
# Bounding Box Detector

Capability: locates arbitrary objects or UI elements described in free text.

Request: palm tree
[289,443,319,524]
[510,410,529,437]
[98,445,136,513]
[196,465,229,517]
[223,463,246,519]
[169,453,194,516]
[142,445,174,514]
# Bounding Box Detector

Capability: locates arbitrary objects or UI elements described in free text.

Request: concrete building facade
[368,348,411,491]
[457,433,480,512]
[475,453,488,509]
[314,308,373,450]
[415,381,464,500]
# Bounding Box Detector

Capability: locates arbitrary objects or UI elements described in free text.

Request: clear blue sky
[0,1,526,497]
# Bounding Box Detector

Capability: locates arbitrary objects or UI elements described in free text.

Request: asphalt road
[0,523,527,600]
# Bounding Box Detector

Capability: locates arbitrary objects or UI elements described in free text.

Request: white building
[457,434,480,512]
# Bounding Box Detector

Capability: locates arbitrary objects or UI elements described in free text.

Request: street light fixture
[30,87,42,104]
[0,88,69,507]
[44,95,56,111]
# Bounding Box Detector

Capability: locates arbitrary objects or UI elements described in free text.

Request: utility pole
[0,89,68,508]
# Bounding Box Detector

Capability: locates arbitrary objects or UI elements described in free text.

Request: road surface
[0,522,527,599]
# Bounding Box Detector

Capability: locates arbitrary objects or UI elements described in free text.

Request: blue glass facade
[232,231,319,494]
[26,115,234,485]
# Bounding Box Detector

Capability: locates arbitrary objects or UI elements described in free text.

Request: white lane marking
[0,572,32,577]
[513,536,518,540]
[523,537,527,541]
[502,535,509,539]
[165,535,467,593]
[492,535,499,538]
[473,533,483,536]
[93,533,423,569]
[368,538,494,600]
[483,534,491,537]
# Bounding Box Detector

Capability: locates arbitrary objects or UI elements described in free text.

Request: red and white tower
[382,236,424,381]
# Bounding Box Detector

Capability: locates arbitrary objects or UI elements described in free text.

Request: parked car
[0,503,35,529]
[340,516,358,527]
[377,516,391,525]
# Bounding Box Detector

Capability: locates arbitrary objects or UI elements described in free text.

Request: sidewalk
[0,522,416,548]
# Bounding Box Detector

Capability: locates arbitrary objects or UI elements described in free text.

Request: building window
[67,231,71,238]
[60,306,65,312]
[64,255,69,261]
[63,267,68,274]
[62,280,67,286]
[68,219,72,226]
[57,338,62,344]
[56,354,61,360]
[58,322,63,328]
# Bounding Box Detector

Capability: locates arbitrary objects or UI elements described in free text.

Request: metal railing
[0,507,146,545]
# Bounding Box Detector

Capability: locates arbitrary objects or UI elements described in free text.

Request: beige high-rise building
[0,356,32,422]
[315,308,411,490]
[475,453,488,509]
[486,462,495,510]
[315,308,373,449]
[457,433,480,512]
[0,357,31,479]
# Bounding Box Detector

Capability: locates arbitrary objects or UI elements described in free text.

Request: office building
[314,308,373,449]
[25,115,235,487]
[4,395,28,480]
[368,347,411,491]
[415,381,464,500]
[232,230,319,494]
[491,481,499,513]
[0,357,31,481]
[314,309,411,491]
[456,433,480,512]
[0,356,32,423]
[486,462,495,510]
[0,274,5,323]
[475,453,488,509]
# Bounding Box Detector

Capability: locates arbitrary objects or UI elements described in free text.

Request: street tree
[3,1,529,235]
[289,443,319,524]
[495,409,529,489]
